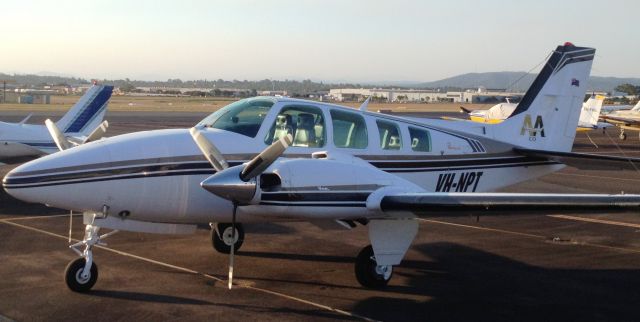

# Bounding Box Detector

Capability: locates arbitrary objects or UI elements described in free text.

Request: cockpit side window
[264,105,326,147]
[196,98,274,138]
[376,119,402,150]
[409,126,431,152]
[331,109,368,149]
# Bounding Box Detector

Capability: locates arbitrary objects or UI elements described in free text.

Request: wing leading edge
[379,192,640,215]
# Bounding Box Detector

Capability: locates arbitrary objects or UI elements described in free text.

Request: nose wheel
[619,129,627,140]
[355,245,393,288]
[65,258,98,292]
[211,223,244,254]
[65,217,118,292]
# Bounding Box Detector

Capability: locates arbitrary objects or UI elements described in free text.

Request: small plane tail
[459,106,472,114]
[578,94,605,128]
[56,85,113,136]
[631,100,640,111]
[491,43,595,152]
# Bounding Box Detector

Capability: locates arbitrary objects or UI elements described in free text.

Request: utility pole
[0,80,16,104]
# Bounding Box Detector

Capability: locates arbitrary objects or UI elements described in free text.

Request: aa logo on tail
[520,114,545,140]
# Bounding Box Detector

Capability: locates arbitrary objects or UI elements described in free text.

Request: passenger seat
[273,114,293,143]
[293,113,316,147]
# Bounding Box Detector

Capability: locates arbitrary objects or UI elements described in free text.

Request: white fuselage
[4,98,564,225]
[0,121,57,161]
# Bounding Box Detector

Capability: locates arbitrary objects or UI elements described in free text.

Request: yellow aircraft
[459,95,609,131]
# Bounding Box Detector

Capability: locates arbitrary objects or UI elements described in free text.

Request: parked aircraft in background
[599,100,640,140]
[459,95,611,131]
[6,43,640,293]
[0,85,112,163]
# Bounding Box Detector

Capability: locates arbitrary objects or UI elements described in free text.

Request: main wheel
[65,258,98,292]
[355,245,393,288]
[211,223,244,254]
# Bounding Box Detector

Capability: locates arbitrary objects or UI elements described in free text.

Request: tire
[211,223,244,254]
[355,245,392,288]
[65,258,98,292]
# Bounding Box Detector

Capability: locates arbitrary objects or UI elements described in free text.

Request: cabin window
[264,105,326,147]
[197,98,274,138]
[331,109,368,149]
[409,127,431,152]
[376,120,402,150]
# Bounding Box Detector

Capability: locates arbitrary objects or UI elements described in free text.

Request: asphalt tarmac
[1,110,640,321]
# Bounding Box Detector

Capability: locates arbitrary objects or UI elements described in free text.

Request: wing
[514,147,640,171]
[378,192,640,215]
[599,115,640,126]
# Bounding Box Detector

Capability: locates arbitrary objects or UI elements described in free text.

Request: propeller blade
[83,120,109,144]
[228,203,237,290]
[45,119,71,151]
[68,210,73,243]
[240,134,292,181]
[189,127,228,172]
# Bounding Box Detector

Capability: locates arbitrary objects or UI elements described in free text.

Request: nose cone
[3,138,112,206]
[201,165,256,203]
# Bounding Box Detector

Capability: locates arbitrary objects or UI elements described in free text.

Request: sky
[1,0,638,82]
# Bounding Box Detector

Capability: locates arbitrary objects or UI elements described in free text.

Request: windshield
[197,98,275,138]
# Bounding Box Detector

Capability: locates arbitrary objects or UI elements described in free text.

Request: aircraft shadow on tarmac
[350,242,640,322]
[88,290,213,305]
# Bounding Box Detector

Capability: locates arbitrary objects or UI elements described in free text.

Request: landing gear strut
[355,245,393,288]
[211,222,244,254]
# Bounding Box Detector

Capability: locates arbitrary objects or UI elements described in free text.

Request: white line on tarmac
[547,214,640,229]
[417,218,640,254]
[2,213,80,221]
[0,219,377,322]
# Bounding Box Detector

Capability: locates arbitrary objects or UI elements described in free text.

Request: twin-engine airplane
[600,100,640,140]
[5,43,640,292]
[0,85,113,163]
[459,94,611,131]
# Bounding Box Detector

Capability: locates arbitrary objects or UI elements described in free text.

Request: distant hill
[417,72,640,92]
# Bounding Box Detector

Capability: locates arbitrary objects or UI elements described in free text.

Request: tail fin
[578,95,605,128]
[56,85,113,135]
[631,100,640,111]
[460,106,472,114]
[491,43,595,152]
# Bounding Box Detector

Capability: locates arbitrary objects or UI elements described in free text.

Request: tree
[614,83,640,96]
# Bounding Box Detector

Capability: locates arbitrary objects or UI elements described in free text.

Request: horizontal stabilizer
[514,147,640,171]
[380,192,640,215]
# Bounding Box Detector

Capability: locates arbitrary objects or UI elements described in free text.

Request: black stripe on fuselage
[261,192,371,202]
[2,156,559,189]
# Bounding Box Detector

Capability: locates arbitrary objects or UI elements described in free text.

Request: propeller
[45,119,71,151]
[189,127,228,172]
[240,134,292,181]
[189,128,293,289]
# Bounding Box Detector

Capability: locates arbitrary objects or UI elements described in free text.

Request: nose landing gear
[65,216,118,292]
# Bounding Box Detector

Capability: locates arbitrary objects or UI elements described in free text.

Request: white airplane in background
[599,100,640,140]
[459,95,612,131]
[0,85,113,163]
[6,43,640,293]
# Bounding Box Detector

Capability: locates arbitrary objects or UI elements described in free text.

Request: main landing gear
[210,222,244,254]
[355,245,393,288]
[65,218,118,292]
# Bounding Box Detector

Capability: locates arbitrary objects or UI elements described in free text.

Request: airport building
[329,87,523,103]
